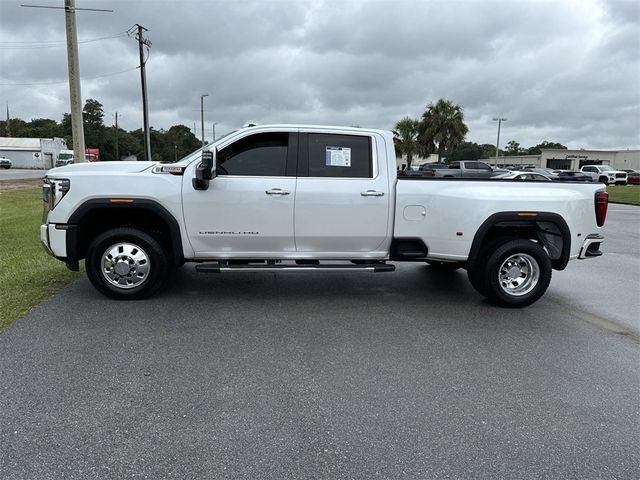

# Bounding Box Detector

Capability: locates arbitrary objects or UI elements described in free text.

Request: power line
[0,66,138,86]
[0,31,127,48]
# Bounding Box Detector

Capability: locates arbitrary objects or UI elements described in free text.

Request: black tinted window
[307,134,372,178]
[217,132,288,176]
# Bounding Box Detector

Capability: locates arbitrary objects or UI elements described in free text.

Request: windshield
[59,153,73,160]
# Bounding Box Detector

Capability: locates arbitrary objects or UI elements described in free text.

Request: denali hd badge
[153,165,185,175]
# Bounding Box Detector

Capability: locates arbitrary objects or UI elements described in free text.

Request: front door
[182,131,297,257]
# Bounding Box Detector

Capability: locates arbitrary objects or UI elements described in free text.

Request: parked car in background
[580,165,627,185]
[433,160,499,178]
[524,167,559,179]
[553,170,593,182]
[0,156,12,169]
[399,163,450,177]
[492,171,552,181]
[56,150,74,167]
[626,172,640,185]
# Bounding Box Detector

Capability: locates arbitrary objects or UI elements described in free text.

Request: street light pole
[493,117,507,167]
[200,94,209,148]
[212,122,217,142]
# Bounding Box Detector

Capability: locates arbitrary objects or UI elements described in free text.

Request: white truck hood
[47,161,158,175]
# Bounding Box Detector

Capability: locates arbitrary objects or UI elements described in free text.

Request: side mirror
[193,150,216,190]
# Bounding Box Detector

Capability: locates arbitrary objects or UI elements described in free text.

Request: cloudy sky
[1,0,639,149]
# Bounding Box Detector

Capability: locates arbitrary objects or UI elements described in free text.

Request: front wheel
[480,239,552,308]
[85,227,168,300]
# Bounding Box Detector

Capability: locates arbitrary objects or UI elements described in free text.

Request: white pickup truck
[41,124,608,307]
[580,165,628,185]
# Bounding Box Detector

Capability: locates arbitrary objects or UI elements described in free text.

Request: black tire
[481,239,552,308]
[426,260,462,271]
[466,236,514,297]
[599,177,608,184]
[85,227,168,300]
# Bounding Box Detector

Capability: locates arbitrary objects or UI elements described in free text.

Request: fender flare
[66,198,184,266]
[468,211,572,271]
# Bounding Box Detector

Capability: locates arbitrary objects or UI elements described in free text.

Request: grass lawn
[0,187,81,330]
[607,185,640,205]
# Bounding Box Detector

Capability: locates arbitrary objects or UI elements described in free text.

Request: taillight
[430,170,437,177]
[595,190,608,227]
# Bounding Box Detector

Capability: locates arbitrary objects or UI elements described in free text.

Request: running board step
[195,263,395,273]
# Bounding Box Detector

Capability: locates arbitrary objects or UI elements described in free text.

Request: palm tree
[418,99,469,163]
[393,117,420,168]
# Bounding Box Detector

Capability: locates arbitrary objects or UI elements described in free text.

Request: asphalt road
[1,208,638,479]
[0,168,45,181]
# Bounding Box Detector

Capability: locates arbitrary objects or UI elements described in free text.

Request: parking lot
[0,206,638,479]
[0,168,45,181]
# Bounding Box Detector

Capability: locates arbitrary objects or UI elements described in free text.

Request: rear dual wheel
[467,239,552,308]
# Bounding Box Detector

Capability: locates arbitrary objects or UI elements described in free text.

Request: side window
[217,132,288,176]
[449,163,460,169]
[477,162,492,171]
[307,134,372,178]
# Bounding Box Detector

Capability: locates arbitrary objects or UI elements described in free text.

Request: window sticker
[325,146,351,167]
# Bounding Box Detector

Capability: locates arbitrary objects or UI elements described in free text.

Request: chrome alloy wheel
[498,253,539,296]
[101,242,150,289]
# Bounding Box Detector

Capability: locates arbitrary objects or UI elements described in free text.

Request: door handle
[265,188,290,195]
[360,190,385,197]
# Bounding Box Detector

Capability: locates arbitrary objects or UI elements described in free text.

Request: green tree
[82,99,106,152]
[505,140,523,156]
[449,141,483,161]
[418,99,468,162]
[392,117,420,168]
[479,143,500,159]
[83,99,104,127]
[525,141,567,155]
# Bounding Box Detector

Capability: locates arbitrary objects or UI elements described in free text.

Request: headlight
[43,177,70,210]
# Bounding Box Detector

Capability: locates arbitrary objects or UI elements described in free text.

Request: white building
[541,149,640,171]
[407,149,640,171]
[0,137,68,169]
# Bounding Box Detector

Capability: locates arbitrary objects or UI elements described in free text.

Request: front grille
[615,173,625,178]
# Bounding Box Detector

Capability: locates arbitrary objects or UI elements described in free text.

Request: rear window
[307,134,372,178]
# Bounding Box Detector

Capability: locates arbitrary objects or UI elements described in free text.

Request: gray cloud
[1,0,638,149]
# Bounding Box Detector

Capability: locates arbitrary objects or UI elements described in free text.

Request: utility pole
[114,111,119,160]
[64,0,85,163]
[21,2,112,163]
[129,24,152,161]
[200,94,209,148]
[493,117,507,167]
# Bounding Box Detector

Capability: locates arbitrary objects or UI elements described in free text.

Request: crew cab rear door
[294,130,391,256]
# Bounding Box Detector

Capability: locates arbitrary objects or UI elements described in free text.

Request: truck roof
[240,124,392,136]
